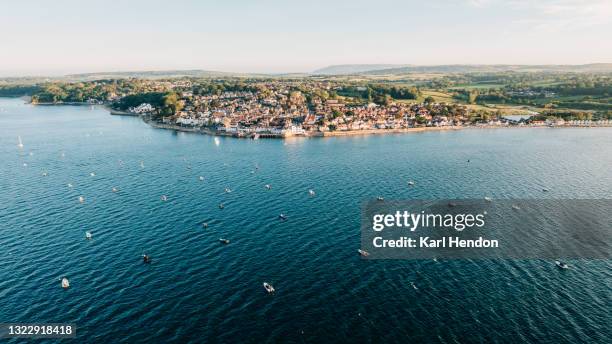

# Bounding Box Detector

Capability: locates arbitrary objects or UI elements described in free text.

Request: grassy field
[449,83,505,90]
[467,104,537,115]
[419,89,456,103]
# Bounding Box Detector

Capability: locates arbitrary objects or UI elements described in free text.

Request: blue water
[0,97,610,343]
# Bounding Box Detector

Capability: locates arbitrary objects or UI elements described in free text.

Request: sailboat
[17,136,24,149]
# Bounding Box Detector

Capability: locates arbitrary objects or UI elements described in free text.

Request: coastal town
[105,79,610,138]
[152,88,472,138]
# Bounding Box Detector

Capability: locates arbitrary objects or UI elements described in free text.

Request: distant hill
[65,69,245,80]
[313,64,612,75]
[312,64,410,75]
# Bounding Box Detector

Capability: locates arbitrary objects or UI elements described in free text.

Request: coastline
[19,99,612,139]
[140,117,611,139]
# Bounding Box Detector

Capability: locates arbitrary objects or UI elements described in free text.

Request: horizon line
[1,62,611,78]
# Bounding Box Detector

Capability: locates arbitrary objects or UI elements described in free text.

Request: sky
[0,0,610,76]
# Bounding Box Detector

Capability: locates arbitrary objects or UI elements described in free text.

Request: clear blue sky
[1,0,610,75]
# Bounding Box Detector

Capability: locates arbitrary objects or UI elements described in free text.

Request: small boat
[358,249,370,257]
[23,163,28,167]
[263,282,275,293]
[142,254,151,263]
[512,205,520,210]
[202,223,208,228]
[67,183,73,188]
[279,214,287,220]
[542,188,549,192]
[17,136,24,149]
[448,202,457,207]
[90,172,96,177]
[377,196,384,201]
[484,197,492,202]
[85,231,92,240]
[214,137,220,146]
[78,196,85,203]
[41,171,48,176]
[265,184,271,190]
[160,195,168,201]
[219,238,230,244]
[253,134,260,140]
[199,176,205,181]
[308,189,316,196]
[61,277,70,289]
[140,161,145,168]
[112,187,118,193]
[219,203,224,209]
[555,260,569,269]
[407,180,415,186]
[224,188,232,193]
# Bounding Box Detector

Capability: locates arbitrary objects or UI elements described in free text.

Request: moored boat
[263,282,275,293]
[61,277,70,289]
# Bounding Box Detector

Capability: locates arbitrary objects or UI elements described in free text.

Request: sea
[0,97,610,343]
